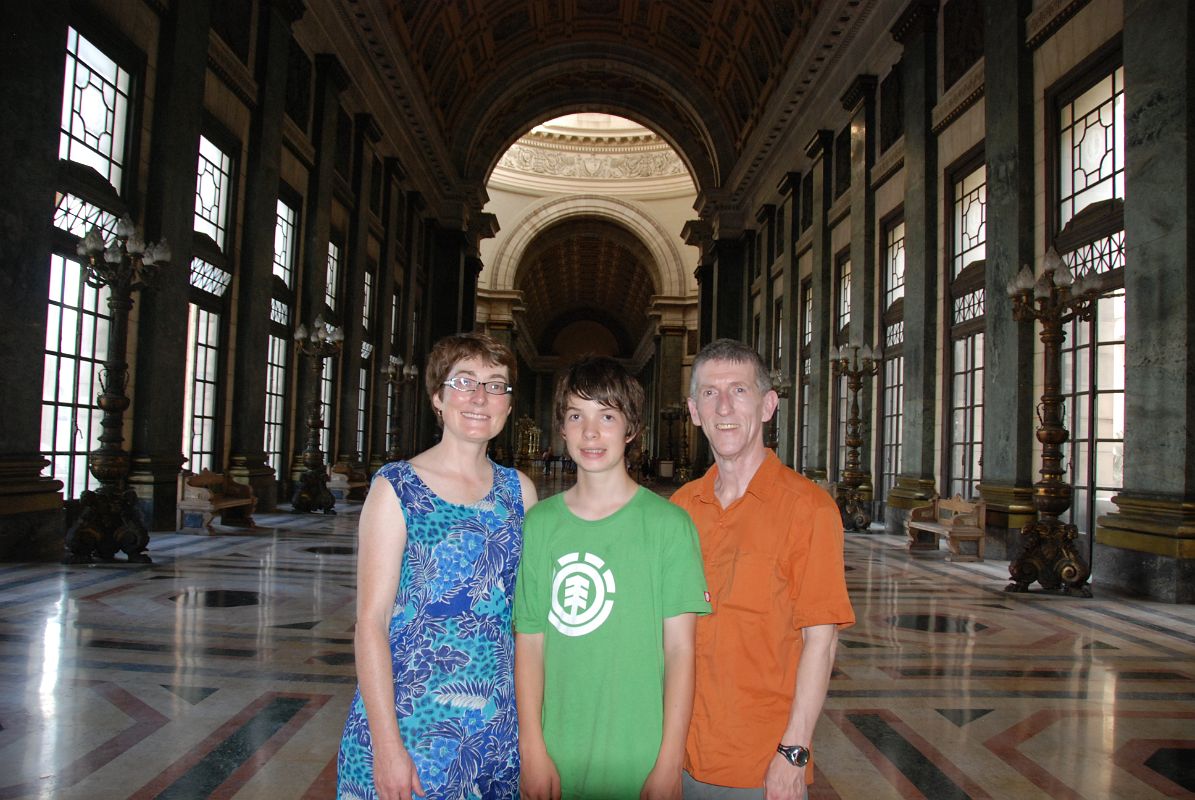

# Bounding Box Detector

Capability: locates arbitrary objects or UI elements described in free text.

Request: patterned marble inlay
[0,501,1192,799]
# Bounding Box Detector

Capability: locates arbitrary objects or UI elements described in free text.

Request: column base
[882,475,936,536]
[1096,493,1195,603]
[228,453,277,512]
[977,482,1037,560]
[128,453,187,531]
[0,455,65,561]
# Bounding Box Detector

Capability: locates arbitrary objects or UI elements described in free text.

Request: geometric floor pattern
[1,489,1193,799]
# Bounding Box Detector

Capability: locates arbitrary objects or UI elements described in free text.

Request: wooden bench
[906,494,985,562]
[176,469,257,534]
[329,462,369,501]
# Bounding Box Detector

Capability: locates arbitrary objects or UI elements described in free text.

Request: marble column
[290,54,349,485]
[128,0,213,530]
[777,172,802,467]
[1096,0,1195,603]
[426,223,470,346]
[709,234,746,343]
[228,0,305,511]
[0,2,68,559]
[885,0,940,521]
[335,114,380,467]
[978,0,1037,558]
[803,129,834,481]
[842,74,879,512]
[369,159,403,472]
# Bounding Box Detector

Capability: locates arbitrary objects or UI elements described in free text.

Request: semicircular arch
[488,195,689,299]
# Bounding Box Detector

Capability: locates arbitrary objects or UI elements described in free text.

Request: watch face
[778,744,809,767]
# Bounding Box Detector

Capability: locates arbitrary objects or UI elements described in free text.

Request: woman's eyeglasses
[442,376,513,396]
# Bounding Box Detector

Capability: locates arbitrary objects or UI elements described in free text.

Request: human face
[561,394,631,476]
[432,356,513,443]
[687,358,777,463]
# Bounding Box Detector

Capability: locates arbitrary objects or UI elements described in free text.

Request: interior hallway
[2,486,1193,799]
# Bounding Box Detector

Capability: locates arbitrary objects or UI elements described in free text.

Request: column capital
[355,112,381,144]
[754,203,776,225]
[777,171,802,197]
[266,0,306,24]
[891,0,939,45]
[840,74,878,112]
[804,129,833,160]
[315,53,350,93]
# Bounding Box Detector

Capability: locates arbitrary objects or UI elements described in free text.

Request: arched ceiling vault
[364,0,830,204]
[513,218,658,358]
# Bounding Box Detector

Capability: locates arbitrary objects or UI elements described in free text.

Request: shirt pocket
[720,552,775,613]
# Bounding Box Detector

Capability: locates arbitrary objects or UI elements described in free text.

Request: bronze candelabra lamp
[65,220,171,564]
[291,315,343,513]
[382,354,419,462]
[1005,247,1109,596]
[830,343,880,531]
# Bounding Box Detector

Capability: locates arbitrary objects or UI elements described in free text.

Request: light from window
[194,136,232,249]
[60,29,131,190]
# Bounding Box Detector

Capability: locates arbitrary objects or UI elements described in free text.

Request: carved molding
[207,31,258,110]
[931,58,985,135]
[1026,0,1094,50]
[871,137,905,189]
[496,141,687,180]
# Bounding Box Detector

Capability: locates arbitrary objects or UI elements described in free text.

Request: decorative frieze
[931,58,985,135]
[496,141,687,179]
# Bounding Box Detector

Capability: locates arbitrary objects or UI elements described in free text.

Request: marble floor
[1,481,1193,799]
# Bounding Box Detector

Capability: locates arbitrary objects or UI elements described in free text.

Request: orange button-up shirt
[671,450,855,788]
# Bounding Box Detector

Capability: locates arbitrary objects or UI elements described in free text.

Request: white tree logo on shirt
[548,552,616,637]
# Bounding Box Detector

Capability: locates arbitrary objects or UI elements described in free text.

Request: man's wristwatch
[776,743,810,767]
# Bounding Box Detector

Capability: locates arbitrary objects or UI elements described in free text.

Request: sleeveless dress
[337,460,525,800]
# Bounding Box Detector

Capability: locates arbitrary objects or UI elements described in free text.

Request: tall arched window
[946,158,986,499]
[1052,56,1125,536]
[265,196,300,478]
[42,27,134,498]
[878,215,905,504]
[832,250,851,480]
[183,134,236,472]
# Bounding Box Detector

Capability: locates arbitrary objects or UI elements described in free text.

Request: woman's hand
[519,747,561,800]
[373,743,425,800]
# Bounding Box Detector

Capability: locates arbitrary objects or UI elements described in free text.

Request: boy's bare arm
[641,612,696,800]
[515,632,561,800]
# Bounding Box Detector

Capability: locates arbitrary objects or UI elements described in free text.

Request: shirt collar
[691,448,782,504]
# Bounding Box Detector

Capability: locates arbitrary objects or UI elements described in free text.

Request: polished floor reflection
[1,489,1193,799]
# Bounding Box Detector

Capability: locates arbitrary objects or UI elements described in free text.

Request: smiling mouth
[714,423,739,430]
[460,412,490,420]
[579,448,606,456]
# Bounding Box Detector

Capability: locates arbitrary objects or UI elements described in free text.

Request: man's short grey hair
[689,338,773,397]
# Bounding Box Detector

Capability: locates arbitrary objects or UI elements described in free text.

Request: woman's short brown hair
[423,332,517,402]
[553,356,645,442]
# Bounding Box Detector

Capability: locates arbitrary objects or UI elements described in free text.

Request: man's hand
[520,748,562,800]
[640,763,683,800]
[763,752,806,800]
[372,744,425,800]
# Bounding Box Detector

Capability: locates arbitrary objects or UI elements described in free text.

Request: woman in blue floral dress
[338,333,537,800]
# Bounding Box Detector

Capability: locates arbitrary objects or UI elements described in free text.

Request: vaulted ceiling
[513,218,658,356]
[346,0,871,205]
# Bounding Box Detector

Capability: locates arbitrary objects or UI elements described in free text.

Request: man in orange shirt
[672,339,855,799]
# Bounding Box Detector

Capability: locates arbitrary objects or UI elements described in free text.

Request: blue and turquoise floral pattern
[337,460,524,799]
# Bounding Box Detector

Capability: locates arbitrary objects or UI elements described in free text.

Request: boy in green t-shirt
[514,356,711,800]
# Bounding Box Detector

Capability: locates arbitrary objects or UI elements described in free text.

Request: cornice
[805,129,833,160]
[840,74,878,113]
[890,0,939,45]
[931,58,985,135]
[1026,0,1093,50]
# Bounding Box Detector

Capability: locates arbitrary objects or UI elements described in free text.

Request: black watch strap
[776,743,810,767]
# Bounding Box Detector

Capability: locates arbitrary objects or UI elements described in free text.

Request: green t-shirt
[514,487,711,799]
